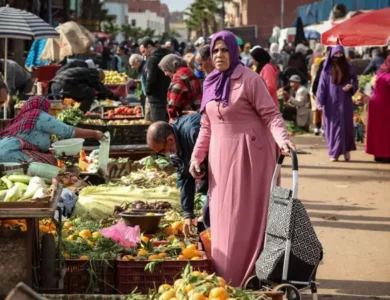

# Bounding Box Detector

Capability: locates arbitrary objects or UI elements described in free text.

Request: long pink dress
[192,65,289,287]
[366,72,390,158]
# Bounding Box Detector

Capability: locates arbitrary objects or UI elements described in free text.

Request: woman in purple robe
[317,45,358,162]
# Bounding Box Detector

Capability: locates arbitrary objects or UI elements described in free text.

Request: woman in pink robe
[366,55,390,162]
[190,31,294,287]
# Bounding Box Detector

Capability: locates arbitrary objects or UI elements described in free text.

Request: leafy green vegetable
[57,108,84,126]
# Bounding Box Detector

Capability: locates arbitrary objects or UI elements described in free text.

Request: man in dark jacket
[50,67,121,112]
[146,113,209,234]
[140,37,171,122]
[363,49,385,75]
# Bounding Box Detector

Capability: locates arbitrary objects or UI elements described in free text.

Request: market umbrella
[93,32,113,40]
[0,5,59,118]
[294,17,308,46]
[304,29,321,40]
[40,21,95,62]
[321,7,390,47]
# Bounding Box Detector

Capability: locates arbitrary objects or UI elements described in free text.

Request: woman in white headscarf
[269,43,283,69]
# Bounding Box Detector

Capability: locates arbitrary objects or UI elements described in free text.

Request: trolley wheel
[272,284,301,300]
[243,276,271,291]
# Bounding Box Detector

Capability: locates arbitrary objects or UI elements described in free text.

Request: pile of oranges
[156,266,238,300]
[39,219,56,235]
[0,219,27,231]
[121,238,204,262]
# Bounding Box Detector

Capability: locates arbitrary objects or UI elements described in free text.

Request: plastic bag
[100,222,140,248]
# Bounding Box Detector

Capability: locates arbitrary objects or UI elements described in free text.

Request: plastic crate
[63,259,116,294]
[116,256,211,294]
[108,124,148,145]
[35,65,62,82]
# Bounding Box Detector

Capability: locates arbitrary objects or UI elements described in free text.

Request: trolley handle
[277,149,298,171]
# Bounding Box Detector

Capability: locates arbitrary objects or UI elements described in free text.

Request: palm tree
[142,28,156,39]
[185,0,231,38]
[160,30,181,43]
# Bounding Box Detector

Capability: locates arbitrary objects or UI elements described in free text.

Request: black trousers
[148,97,168,122]
[197,158,210,229]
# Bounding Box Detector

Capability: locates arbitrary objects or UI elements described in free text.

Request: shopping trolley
[244,150,323,300]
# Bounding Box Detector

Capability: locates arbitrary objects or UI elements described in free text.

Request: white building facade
[127,10,166,37]
[102,0,128,42]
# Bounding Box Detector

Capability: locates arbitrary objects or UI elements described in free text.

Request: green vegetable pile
[358,74,374,90]
[139,156,170,170]
[0,175,49,202]
[121,169,177,188]
[57,108,84,126]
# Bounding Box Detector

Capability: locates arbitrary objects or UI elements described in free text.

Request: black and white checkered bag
[255,152,323,283]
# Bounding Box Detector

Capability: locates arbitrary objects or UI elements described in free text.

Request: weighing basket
[245,150,323,300]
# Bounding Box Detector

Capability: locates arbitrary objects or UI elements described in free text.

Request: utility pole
[281,0,285,29]
[221,0,225,29]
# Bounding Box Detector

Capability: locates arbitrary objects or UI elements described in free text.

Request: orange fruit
[189,293,207,300]
[163,226,174,235]
[79,255,89,260]
[148,254,160,261]
[79,230,92,239]
[87,240,95,247]
[174,279,185,287]
[176,255,187,261]
[180,242,186,249]
[167,235,176,241]
[182,249,196,259]
[185,284,195,293]
[39,225,50,233]
[187,290,195,297]
[192,271,204,278]
[63,253,71,259]
[217,277,226,288]
[92,232,102,238]
[137,249,148,257]
[158,252,167,259]
[193,250,201,257]
[171,221,183,232]
[159,290,176,300]
[63,221,72,230]
[141,236,149,243]
[19,223,27,232]
[66,234,76,241]
[186,244,197,250]
[209,287,228,300]
[122,255,135,261]
[48,222,56,231]
[158,284,172,293]
[191,256,201,261]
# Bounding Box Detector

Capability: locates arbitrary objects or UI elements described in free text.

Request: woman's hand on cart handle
[281,140,296,156]
[190,161,205,179]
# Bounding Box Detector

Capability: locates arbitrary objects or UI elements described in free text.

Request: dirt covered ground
[281,135,390,300]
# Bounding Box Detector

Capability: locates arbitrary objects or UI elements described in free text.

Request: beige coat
[287,85,311,127]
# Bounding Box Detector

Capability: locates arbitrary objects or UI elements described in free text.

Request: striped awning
[0,5,59,40]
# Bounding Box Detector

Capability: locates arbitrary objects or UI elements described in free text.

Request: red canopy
[93,32,113,40]
[321,7,390,47]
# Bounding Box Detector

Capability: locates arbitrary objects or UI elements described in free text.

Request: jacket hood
[151,47,172,59]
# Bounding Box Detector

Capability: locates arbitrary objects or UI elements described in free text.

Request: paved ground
[281,135,390,300]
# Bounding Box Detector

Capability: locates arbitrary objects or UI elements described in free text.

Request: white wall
[127,10,166,37]
[103,1,128,42]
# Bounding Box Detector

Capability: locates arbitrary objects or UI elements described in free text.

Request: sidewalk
[284,135,390,300]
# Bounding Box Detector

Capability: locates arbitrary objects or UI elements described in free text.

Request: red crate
[116,256,211,294]
[63,259,116,294]
[35,65,62,82]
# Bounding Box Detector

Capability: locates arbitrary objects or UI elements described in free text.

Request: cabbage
[74,185,180,219]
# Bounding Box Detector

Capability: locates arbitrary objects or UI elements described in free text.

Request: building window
[131,19,136,26]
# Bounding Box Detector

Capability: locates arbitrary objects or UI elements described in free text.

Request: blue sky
[161,0,193,12]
